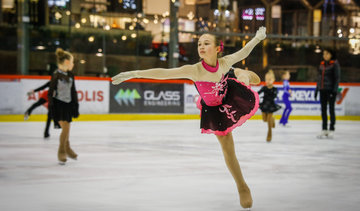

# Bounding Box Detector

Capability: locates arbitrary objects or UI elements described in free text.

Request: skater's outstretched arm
[112,64,197,85]
[34,81,50,92]
[223,26,266,67]
[234,68,260,86]
[27,81,50,96]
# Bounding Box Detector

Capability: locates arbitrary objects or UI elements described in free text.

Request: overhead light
[131,33,137,38]
[350,28,355,33]
[315,45,321,53]
[187,11,194,20]
[96,53,103,57]
[66,10,71,16]
[88,36,95,42]
[275,43,282,52]
[55,12,62,20]
[121,35,127,41]
[104,25,111,30]
[80,60,86,64]
[75,23,81,28]
[81,18,87,24]
[35,45,46,50]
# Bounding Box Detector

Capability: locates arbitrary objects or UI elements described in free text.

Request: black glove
[72,103,79,118]
[314,88,318,100]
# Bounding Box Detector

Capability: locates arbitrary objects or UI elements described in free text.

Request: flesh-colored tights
[216,132,252,208]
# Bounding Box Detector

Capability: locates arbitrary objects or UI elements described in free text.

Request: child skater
[112,26,267,209]
[24,81,60,138]
[48,48,79,165]
[279,70,292,127]
[258,70,281,142]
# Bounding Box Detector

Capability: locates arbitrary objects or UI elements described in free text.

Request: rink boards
[0,75,360,118]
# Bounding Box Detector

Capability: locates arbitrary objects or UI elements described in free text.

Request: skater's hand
[112,71,136,85]
[255,26,266,41]
[314,91,318,100]
[27,90,34,96]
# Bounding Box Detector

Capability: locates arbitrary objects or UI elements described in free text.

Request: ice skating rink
[0,119,359,211]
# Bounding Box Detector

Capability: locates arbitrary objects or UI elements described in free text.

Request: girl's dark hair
[55,48,72,64]
[323,48,336,60]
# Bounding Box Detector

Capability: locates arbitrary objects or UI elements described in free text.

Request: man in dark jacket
[315,48,341,139]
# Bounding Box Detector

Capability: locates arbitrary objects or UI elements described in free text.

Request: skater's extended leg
[216,132,252,208]
[26,98,46,115]
[25,98,46,119]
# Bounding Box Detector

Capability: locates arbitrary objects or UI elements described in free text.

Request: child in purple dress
[112,27,266,209]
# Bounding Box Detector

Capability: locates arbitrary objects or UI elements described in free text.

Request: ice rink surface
[0,119,360,211]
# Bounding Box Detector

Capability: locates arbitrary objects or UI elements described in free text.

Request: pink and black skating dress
[195,68,259,136]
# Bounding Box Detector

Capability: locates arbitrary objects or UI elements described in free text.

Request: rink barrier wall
[1,75,360,120]
[1,114,359,122]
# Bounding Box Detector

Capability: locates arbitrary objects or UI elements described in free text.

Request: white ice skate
[327,131,334,139]
[317,130,328,139]
[24,112,29,121]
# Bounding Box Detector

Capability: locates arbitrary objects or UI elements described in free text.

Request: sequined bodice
[194,72,231,107]
[195,81,224,106]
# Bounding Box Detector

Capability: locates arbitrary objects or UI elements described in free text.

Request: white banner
[0,79,23,114]
[0,78,109,114]
[75,80,109,114]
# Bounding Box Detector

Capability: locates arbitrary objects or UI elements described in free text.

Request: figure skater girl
[258,70,281,142]
[48,48,79,165]
[112,27,267,209]
[279,70,292,127]
[24,81,60,138]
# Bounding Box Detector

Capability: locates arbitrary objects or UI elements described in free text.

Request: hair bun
[55,48,64,57]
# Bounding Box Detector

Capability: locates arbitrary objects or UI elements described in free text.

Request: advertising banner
[184,83,350,116]
[110,82,184,113]
[184,84,200,114]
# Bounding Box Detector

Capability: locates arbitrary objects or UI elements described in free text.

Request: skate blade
[58,161,66,165]
[241,208,251,211]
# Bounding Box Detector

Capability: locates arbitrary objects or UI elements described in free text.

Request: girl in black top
[48,48,79,165]
[258,70,281,142]
[315,49,340,139]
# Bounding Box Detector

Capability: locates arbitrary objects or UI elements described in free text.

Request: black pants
[26,98,60,135]
[320,90,336,131]
[26,98,47,115]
